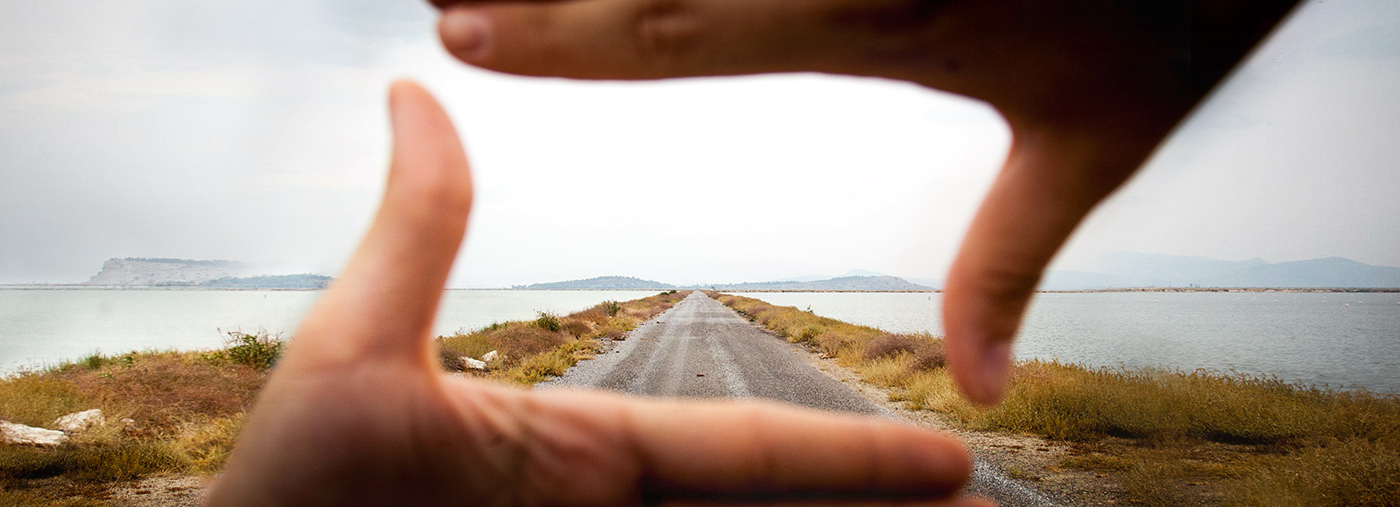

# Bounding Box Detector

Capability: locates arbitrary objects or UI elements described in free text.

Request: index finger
[942,121,1168,406]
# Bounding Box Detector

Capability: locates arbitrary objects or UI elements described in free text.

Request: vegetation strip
[708,292,1400,506]
[0,291,686,506]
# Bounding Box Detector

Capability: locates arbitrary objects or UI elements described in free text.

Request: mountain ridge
[1041,253,1400,290]
[82,258,329,289]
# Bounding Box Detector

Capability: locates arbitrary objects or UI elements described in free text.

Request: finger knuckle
[630,0,701,74]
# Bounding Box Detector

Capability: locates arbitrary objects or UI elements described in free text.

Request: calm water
[4,290,1397,393]
[749,292,1400,393]
[0,289,655,373]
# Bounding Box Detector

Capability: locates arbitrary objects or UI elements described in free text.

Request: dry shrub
[507,339,600,385]
[437,330,494,371]
[815,331,855,357]
[864,333,920,360]
[56,353,262,433]
[596,318,636,341]
[561,319,592,338]
[910,338,947,372]
[572,306,611,325]
[795,326,823,344]
[864,333,946,373]
[485,324,567,363]
[740,304,772,321]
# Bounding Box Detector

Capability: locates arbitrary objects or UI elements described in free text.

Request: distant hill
[1041,253,1400,290]
[518,276,676,290]
[1203,257,1400,288]
[195,275,332,290]
[705,276,933,292]
[84,258,330,289]
[87,258,249,286]
[1100,252,1269,285]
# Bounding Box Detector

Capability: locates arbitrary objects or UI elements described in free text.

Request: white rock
[461,356,487,370]
[1,420,68,446]
[482,350,500,362]
[55,409,105,433]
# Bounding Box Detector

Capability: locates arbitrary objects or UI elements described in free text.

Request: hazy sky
[2,0,1398,287]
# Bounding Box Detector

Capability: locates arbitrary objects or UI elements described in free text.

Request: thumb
[284,80,473,372]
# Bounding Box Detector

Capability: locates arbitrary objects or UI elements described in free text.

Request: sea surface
[0,289,655,373]
[751,291,1400,393]
[2,289,1397,393]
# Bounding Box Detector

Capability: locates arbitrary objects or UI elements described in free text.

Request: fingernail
[977,342,1013,405]
[440,10,492,61]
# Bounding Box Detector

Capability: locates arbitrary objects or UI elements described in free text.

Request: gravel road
[543,292,1058,506]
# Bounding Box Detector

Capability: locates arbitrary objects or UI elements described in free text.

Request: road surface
[543,292,1057,506]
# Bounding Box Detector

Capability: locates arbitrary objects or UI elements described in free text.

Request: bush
[533,312,562,332]
[603,300,622,317]
[210,331,284,370]
[596,318,636,341]
[561,320,591,338]
[796,326,823,345]
[78,353,111,371]
[863,333,946,373]
[911,338,947,372]
[490,324,567,361]
[864,333,919,360]
[815,331,855,357]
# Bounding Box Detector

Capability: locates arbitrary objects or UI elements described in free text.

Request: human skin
[425,0,1302,405]
[204,81,984,507]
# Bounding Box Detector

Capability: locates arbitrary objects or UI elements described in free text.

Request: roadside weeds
[710,291,1400,506]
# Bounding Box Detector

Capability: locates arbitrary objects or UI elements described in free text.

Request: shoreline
[6,285,1399,293]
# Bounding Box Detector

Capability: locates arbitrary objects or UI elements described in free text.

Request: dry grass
[0,291,690,506]
[434,291,688,384]
[0,342,268,505]
[713,293,1400,506]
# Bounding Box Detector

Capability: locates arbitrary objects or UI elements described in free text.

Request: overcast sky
[2,0,1398,287]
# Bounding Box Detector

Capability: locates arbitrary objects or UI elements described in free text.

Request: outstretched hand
[206,82,979,506]
[427,0,1301,404]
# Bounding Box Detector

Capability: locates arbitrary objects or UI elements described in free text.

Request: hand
[205,81,978,506]
[427,0,1301,404]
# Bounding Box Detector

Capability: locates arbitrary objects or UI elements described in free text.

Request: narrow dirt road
[543,292,1057,506]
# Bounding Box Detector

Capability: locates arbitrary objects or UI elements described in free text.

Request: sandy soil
[105,474,208,507]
